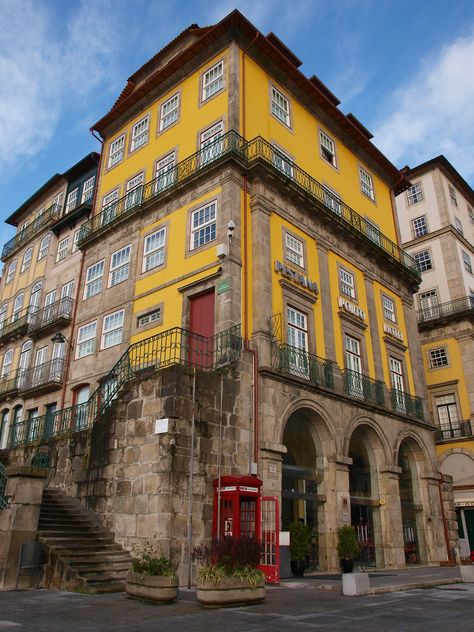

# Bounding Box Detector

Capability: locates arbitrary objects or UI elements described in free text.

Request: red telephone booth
[212,475,280,583]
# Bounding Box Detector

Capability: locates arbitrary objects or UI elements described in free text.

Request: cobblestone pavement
[1,582,474,632]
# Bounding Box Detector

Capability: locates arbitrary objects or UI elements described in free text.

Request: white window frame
[143,227,166,272]
[414,249,432,272]
[1,349,13,377]
[468,206,474,224]
[81,176,95,204]
[101,309,124,349]
[38,234,51,260]
[383,296,396,322]
[0,304,7,331]
[76,321,97,359]
[271,86,291,127]
[462,251,473,274]
[272,145,294,178]
[13,293,24,320]
[159,93,180,131]
[56,237,69,262]
[65,188,79,213]
[448,184,458,206]
[101,188,120,225]
[137,308,162,327]
[390,356,405,411]
[319,129,337,167]
[202,60,224,101]
[108,134,125,168]
[339,268,356,298]
[199,121,223,165]
[454,217,463,235]
[6,260,17,284]
[287,306,309,377]
[429,347,449,369]
[29,282,42,312]
[285,233,304,268]
[109,245,131,287]
[323,185,342,216]
[359,166,375,201]
[52,192,63,211]
[190,201,217,250]
[61,281,74,299]
[412,215,428,238]
[130,116,149,152]
[84,260,105,299]
[20,247,33,273]
[125,173,144,210]
[154,151,176,192]
[72,228,82,253]
[406,182,423,205]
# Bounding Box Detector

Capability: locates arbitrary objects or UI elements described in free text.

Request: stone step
[63,554,131,565]
[39,530,109,538]
[72,562,131,575]
[84,581,126,594]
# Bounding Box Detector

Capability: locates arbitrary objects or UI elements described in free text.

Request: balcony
[0,307,32,344]
[417,296,474,327]
[1,203,61,261]
[272,342,334,388]
[390,389,424,421]
[18,358,66,395]
[342,369,385,407]
[28,297,74,337]
[434,420,473,442]
[0,370,19,400]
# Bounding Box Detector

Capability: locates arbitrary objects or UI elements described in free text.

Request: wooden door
[188,290,215,368]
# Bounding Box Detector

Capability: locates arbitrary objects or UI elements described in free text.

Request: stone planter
[126,572,178,603]
[196,576,265,608]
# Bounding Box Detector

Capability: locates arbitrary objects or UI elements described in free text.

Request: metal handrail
[417,296,474,323]
[390,389,424,420]
[8,324,242,448]
[28,297,74,333]
[0,369,20,397]
[18,358,66,392]
[0,307,32,341]
[1,203,61,261]
[272,342,334,388]
[434,420,472,442]
[342,369,385,407]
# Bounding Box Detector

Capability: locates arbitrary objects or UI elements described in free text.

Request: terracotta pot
[126,572,178,603]
[196,576,265,608]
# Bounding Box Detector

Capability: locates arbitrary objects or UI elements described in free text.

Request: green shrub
[131,540,176,577]
[288,521,312,561]
[336,525,360,559]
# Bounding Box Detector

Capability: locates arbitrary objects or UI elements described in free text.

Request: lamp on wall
[50,332,73,348]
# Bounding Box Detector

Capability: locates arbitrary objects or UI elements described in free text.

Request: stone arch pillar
[378,465,405,567]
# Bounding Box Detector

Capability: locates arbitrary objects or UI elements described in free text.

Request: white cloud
[374,32,474,181]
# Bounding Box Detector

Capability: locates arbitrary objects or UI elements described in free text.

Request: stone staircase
[38,489,131,593]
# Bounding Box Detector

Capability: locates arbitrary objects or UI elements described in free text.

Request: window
[74,385,90,429]
[29,282,42,312]
[155,152,176,192]
[419,289,439,318]
[287,306,308,377]
[202,60,224,101]
[271,86,290,127]
[138,308,162,327]
[20,247,33,273]
[130,116,149,152]
[101,189,119,225]
[390,356,405,411]
[160,93,179,131]
[101,310,124,349]
[1,350,13,377]
[200,122,223,165]
[345,335,363,397]
[84,260,104,299]
[125,173,144,210]
[61,280,74,299]
[0,304,7,331]
[449,184,457,206]
[468,206,474,224]
[339,268,355,298]
[52,192,63,210]
[383,296,396,322]
[81,176,95,204]
[412,215,428,238]
[56,237,69,262]
[429,347,449,368]
[406,182,423,205]
[436,394,460,437]
[38,234,51,260]
[108,134,125,168]
[72,228,82,253]
[6,260,17,284]
[359,166,375,200]
[455,217,463,235]
[109,245,131,286]
[414,250,432,272]
[463,251,473,274]
[143,227,166,272]
[191,201,217,250]
[18,341,32,386]
[65,188,79,213]
[323,186,342,216]
[76,322,97,358]
[365,218,381,245]
[12,293,24,320]
[319,130,337,167]
[285,233,304,268]
[272,145,294,178]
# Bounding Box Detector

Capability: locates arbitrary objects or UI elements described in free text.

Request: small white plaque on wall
[280,531,290,546]
[155,418,169,434]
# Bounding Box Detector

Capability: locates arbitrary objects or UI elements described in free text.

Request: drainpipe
[216,373,224,541]
[438,473,453,562]
[187,368,197,588]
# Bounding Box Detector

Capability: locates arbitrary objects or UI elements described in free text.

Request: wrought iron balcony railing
[1,203,61,261]
[0,307,32,343]
[28,297,74,335]
[342,369,385,407]
[417,296,474,324]
[0,369,20,399]
[8,324,242,448]
[272,342,334,388]
[18,358,66,393]
[434,420,472,442]
[76,130,418,279]
[390,389,424,421]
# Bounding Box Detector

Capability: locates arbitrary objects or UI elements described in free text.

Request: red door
[257,496,280,584]
[189,290,215,367]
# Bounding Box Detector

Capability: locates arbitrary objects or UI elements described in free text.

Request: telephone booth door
[213,476,262,539]
[257,496,280,584]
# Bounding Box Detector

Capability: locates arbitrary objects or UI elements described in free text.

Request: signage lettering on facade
[338,297,366,321]
[383,323,404,341]
[274,260,319,294]
[239,486,259,493]
[217,278,230,294]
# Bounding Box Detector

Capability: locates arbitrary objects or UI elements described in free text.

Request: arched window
[38,234,51,261]
[1,350,13,377]
[21,247,33,273]
[19,341,32,372]
[0,408,10,449]
[10,405,23,446]
[13,293,24,320]
[73,384,90,430]
[0,304,7,331]
[29,282,42,312]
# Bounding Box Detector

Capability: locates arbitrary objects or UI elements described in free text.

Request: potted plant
[126,540,178,603]
[336,525,360,573]
[288,520,312,576]
[193,536,265,608]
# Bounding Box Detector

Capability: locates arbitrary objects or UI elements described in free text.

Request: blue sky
[1,0,474,246]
